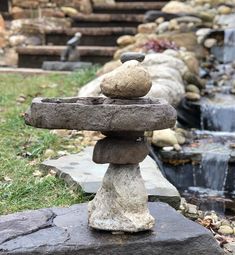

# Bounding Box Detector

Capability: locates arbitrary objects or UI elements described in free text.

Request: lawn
[0,68,97,215]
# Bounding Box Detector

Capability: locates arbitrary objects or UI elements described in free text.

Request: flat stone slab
[0,202,223,255]
[25,97,176,132]
[42,147,180,209]
[42,61,92,71]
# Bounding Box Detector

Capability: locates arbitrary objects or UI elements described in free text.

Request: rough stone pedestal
[88,164,154,232]
[0,203,223,255]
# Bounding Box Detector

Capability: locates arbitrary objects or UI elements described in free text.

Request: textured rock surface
[0,203,224,255]
[93,136,149,164]
[42,147,181,209]
[25,97,176,131]
[88,163,155,232]
[100,60,152,98]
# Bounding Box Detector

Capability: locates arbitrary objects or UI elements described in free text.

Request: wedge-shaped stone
[25,97,176,132]
[93,136,149,164]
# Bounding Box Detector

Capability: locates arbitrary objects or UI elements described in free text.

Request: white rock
[88,163,155,232]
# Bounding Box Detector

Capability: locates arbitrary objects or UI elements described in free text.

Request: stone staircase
[16,0,169,68]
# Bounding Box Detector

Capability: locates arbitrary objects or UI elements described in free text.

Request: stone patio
[0,202,223,255]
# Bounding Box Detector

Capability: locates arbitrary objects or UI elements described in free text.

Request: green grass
[0,68,97,215]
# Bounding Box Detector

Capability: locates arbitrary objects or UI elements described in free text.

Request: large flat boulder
[0,202,223,255]
[42,147,181,209]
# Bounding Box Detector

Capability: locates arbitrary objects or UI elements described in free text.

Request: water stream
[224,28,235,63]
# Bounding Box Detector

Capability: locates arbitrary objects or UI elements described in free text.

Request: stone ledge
[0,203,223,255]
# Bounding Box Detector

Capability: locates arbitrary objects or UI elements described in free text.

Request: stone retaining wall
[10,0,115,19]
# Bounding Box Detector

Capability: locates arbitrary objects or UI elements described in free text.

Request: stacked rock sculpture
[25,52,176,233]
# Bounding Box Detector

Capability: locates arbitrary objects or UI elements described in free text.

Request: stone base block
[0,203,223,255]
[88,164,154,232]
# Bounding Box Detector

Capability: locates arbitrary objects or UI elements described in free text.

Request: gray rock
[88,163,155,232]
[25,97,176,132]
[42,146,181,209]
[0,203,224,255]
[0,209,54,245]
[144,10,180,22]
[120,52,145,63]
[42,61,92,71]
[93,136,149,164]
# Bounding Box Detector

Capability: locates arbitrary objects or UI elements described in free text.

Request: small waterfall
[201,103,235,131]
[200,152,230,192]
[224,28,235,63]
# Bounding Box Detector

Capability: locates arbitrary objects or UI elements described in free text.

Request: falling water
[201,103,235,131]
[200,152,230,192]
[224,28,235,63]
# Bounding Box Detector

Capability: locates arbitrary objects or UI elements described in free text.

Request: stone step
[71,13,144,27]
[93,2,167,14]
[44,27,136,46]
[16,45,116,68]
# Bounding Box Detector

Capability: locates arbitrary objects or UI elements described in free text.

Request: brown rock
[11,6,27,19]
[186,84,200,94]
[218,5,232,15]
[79,0,93,14]
[0,15,5,32]
[183,71,205,89]
[100,60,152,98]
[12,0,39,8]
[138,23,157,34]
[117,35,136,47]
[93,136,149,164]
[162,1,194,14]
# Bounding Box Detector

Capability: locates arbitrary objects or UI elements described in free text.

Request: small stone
[117,35,136,47]
[162,146,174,152]
[155,17,164,24]
[60,7,78,16]
[93,137,149,164]
[183,71,205,89]
[218,5,232,15]
[173,144,182,151]
[137,22,157,34]
[185,92,201,101]
[156,21,169,34]
[44,149,55,158]
[186,84,200,94]
[100,60,152,98]
[218,225,234,235]
[120,52,145,63]
[204,38,217,48]
[152,129,178,148]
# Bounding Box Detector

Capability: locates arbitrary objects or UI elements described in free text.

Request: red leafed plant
[143,39,178,53]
